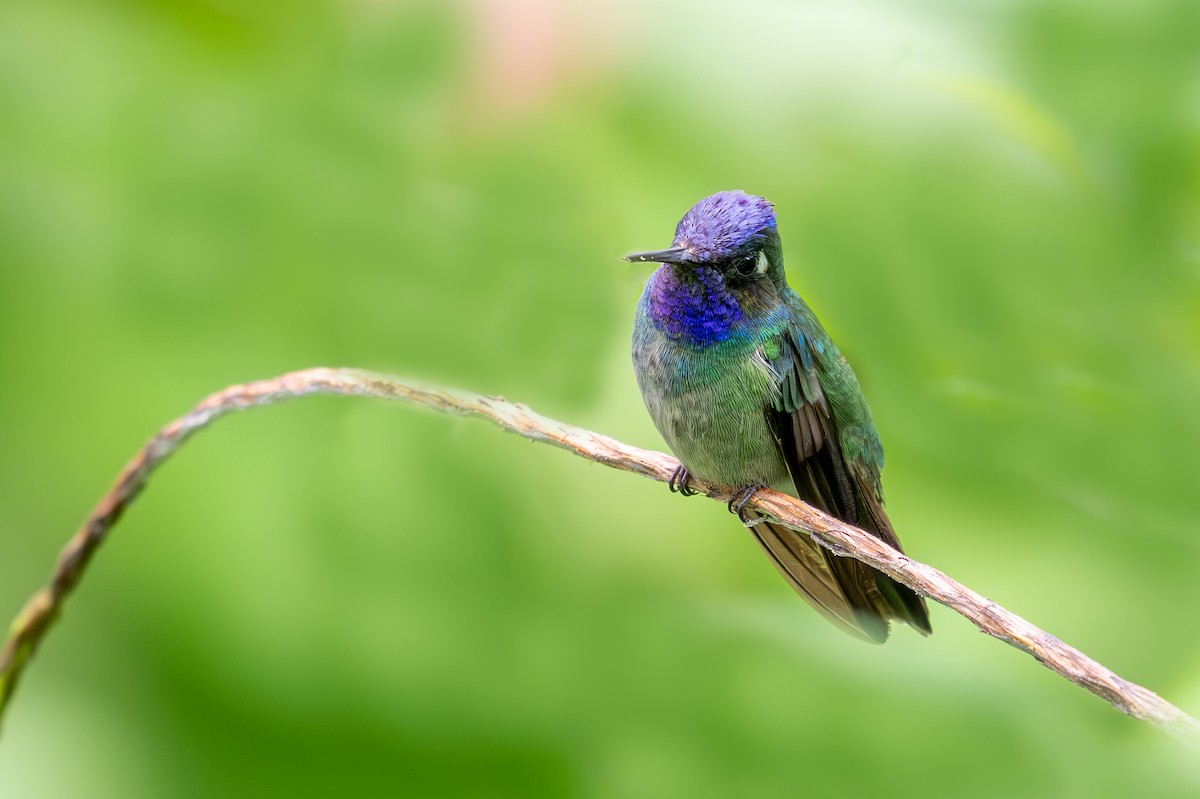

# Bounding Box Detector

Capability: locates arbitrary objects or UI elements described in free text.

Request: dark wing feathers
[756,326,931,642]
[772,329,857,519]
[854,479,933,633]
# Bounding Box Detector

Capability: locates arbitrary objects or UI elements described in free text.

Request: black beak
[624,246,692,265]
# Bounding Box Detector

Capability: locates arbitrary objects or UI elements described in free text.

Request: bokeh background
[2,0,1199,796]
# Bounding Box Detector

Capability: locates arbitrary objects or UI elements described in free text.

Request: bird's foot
[727,483,765,520]
[668,465,699,497]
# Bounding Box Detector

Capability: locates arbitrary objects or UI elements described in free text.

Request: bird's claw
[727,484,764,520]
[668,465,698,497]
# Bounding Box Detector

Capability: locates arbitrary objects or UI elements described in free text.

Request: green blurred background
[2,0,1199,796]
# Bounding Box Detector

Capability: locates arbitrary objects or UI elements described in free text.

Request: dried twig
[1,367,1196,741]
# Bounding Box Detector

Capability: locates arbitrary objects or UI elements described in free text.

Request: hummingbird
[627,190,931,642]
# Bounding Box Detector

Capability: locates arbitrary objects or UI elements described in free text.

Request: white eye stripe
[755,250,769,275]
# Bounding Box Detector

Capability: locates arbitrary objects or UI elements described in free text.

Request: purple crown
[673,190,777,262]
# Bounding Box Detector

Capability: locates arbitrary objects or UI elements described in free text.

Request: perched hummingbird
[628,190,931,642]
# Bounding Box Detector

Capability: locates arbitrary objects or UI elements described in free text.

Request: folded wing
[751,326,931,642]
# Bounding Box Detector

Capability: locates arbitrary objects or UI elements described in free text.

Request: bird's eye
[733,251,767,278]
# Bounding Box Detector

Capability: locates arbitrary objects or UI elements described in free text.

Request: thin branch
[1,367,1196,742]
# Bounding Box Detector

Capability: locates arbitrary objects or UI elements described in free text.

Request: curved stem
[1,367,1196,742]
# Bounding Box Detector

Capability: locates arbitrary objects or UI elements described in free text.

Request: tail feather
[746,517,892,643]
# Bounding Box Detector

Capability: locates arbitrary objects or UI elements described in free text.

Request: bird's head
[625,190,784,288]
